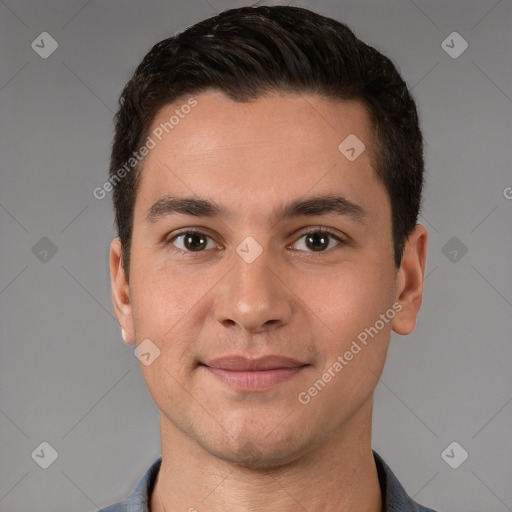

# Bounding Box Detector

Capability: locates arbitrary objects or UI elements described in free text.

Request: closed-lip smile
[199,355,309,391]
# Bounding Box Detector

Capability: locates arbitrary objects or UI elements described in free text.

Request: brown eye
[167,231,217,253]
[291,228,345,253]
[304,232,330,252]
[182,232,208,251]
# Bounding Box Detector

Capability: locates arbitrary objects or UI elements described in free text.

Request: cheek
[296,266,393,412]
[301,261,392,336]
[130,257,209,332]
[129,261,222,380]
[298,260,396,393]
[130,270,201,404]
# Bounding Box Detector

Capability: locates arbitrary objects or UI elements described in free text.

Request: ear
[392,224,428,335]
[109,237,135,344]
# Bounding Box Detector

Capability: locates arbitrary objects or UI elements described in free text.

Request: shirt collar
[373,450,437,511]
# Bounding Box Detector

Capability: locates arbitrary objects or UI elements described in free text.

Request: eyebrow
[144,193,367,225]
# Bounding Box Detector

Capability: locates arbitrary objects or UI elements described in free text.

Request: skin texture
[110,90,427,512]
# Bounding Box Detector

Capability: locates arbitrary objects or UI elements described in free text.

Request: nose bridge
[213,241,293,333]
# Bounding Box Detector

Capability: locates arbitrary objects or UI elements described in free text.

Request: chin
[197,428,311,470]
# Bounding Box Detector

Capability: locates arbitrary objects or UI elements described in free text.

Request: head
[109,6,427,468]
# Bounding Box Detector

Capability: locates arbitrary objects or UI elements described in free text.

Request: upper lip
[202,355,307,371]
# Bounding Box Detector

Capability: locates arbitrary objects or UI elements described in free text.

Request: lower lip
[202,365,307,391]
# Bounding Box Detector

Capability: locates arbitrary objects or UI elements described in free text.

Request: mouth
[199,355,310,391]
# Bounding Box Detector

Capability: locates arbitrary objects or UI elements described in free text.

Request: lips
[202,355,306,371]
[199,355,309,391]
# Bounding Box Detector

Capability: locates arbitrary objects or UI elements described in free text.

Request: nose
[213,246,294,334]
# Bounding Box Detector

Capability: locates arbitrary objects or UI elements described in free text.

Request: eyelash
[164,226,347,257]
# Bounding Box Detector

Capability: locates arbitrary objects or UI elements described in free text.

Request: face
[110,90,426,468]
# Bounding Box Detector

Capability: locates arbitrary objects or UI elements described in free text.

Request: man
[100,5,436,511]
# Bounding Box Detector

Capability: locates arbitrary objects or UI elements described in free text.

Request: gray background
[1,0,511,510]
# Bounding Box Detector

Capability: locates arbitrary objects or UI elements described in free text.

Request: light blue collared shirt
[98,451,438,511]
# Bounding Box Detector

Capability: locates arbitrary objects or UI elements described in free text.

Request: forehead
[147,90,374,160]
[134,90,388,225]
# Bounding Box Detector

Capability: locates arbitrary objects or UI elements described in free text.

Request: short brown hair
[109,5,424,280]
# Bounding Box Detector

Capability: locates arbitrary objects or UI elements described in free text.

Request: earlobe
[391,224,428,336]
[109,237,136,344]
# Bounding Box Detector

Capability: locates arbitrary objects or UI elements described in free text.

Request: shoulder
[96,500,128,512]
[373,450,439,512]
[96,456,162,512]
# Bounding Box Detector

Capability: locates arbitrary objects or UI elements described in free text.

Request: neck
[151,400,382,512]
